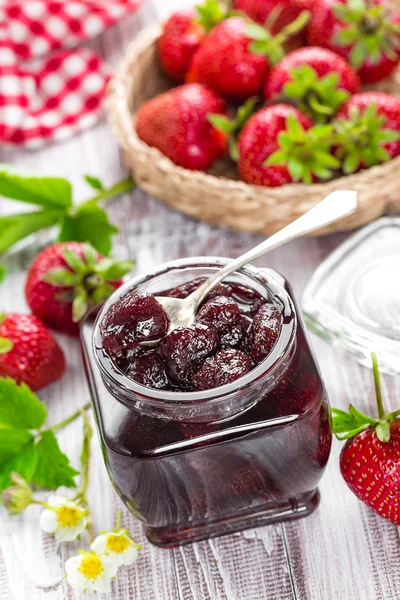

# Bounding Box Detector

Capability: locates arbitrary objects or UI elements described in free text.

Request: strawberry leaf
[265,115,338,183]
[95,259,135,282]
[59,201,118,256]
[0,337,13,355]
[0,441,38,491]
[32,431,78,490]
[196,0,227,32]
[0,378,47,430]
[209,97,259,161]
[0,210,62,255]
[63,247,87,274]
[0,425,34,464]
[0,164,72,209]
[376,421,390,443]
[284,65,350,123]
[0,265,6,283]
[84,174,104,191]
[333,103,400,174]
[42,268,81,287]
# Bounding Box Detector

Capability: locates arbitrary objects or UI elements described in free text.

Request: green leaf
[350,40,367,68]
[0,425,33,464]
[0,210,61,255]
[349,403,376,425]
[331,408,359,433]
[0,164,72,209]
[96,259,135,282]
[335,26,359,46]
[63,247,87,274]
[207,114,236,135]
[42,268,81,287]
[0,265,6,283]
[72,287,88,322]
[0,379,47,430]
[246,23,269,41]
[287,158,304,181]
[196,0,226,32]
[84,175,104,191]
[376,421,391,443]
[32,431,78,490]
[59,202,118,257]
[83,243,98,268]
[0,337,13,354]
[0,441,38,491]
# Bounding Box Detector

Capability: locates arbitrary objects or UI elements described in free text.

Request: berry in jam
[196,296,245,348]
[193,349,252,390]
[100,293,169,363]
[157,323,219,386]
[100,280,282,391]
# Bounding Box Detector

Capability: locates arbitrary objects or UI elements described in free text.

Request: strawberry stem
[45,401,92,434]
[372,352,385,419]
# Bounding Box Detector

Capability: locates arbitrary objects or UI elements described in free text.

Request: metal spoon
[142,190,358,346]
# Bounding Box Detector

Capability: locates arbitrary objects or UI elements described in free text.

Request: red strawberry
[333,353,400,525]
[159,11,206,82]
[186,12,310,101]
[237,103,339,186]
[333,91,400,174]
[265,46,360,122]
[0,313,65,391]
[25,242,134,337]
[307,0,400,83]
[235,0,316,48]
[135,83,227,170]
[158,1,228,82]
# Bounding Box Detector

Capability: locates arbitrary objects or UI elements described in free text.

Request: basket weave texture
[106,25,400,235]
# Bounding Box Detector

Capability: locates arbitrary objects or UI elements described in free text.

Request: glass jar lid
[302,217,400,375]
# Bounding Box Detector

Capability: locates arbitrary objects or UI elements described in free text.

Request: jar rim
[91,257,297,408]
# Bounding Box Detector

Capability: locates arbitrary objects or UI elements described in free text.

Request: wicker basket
[106,25,400,236]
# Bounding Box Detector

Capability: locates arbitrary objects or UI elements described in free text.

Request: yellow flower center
[56,506,82,528]
[106,533,130,554]
[79,555,104,580]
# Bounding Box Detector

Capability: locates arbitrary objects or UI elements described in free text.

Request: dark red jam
[85,266,332,547]
[100,279,281,391]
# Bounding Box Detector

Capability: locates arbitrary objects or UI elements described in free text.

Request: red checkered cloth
[0,1,142,148]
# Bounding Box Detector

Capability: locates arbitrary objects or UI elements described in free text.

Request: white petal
[92,573,113,594]
[39,509,59,533]
[66,569,87,592]
[120,544,138,566]
[47,495,66,508]
[55,523,86,543]
[101,555,119,578]
[90,533,108,555]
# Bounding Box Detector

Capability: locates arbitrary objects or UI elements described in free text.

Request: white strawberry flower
[91,528,141,567]
[65,551,118,594]
[39,495,87,543]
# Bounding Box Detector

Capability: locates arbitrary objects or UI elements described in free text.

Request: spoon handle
[191,190,358,304]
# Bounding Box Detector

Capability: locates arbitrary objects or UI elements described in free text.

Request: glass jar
[81,257,332,548]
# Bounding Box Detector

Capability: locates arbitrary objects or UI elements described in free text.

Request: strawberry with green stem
[264,46,360,123]
[332,353,400,525]
[333,91,400,174]
[25,242,134,337]
[307,0,400,84]
[186,11,310,101]
[158,0,228,82]
[238,104,339,186]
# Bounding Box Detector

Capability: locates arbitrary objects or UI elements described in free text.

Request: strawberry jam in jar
[82,258,332,547]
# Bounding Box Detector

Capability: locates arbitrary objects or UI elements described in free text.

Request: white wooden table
[1,1,399,598]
